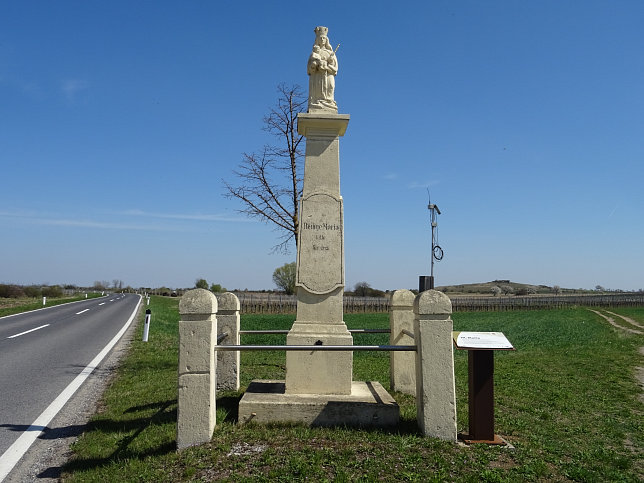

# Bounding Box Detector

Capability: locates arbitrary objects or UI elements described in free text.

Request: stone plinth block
[297,113,350,138]
[216,292,240,391]
[295,285,344,323]
[414,290,457,442]
[285,323,353,395]
[389,289,416,395]
[239,380,399,428]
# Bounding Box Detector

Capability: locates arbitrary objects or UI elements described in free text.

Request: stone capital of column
[298,113,350,138]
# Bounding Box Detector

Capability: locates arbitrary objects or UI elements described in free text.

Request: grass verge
[62,299,643,481]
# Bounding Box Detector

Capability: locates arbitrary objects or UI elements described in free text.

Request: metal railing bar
[350,329,391,334]
[217,332,228,343]
[239,330,288,334]
[402,329,415,339]
[213,344,416,352]
[238,329,391,335]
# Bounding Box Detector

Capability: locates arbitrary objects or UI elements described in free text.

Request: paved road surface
[0,294,141,480]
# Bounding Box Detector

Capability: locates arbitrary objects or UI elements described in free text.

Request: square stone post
[177,289,217,449]
[216,292,240,391]
[414,290,457,441]
[285,112,353,395]
[389,289,416,395]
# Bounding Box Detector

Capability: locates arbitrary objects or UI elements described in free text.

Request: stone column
[216,292,240,391]
[389,289,416,395]
[285,112,353,395]
[177,289,217,449]
[414,290,457,441]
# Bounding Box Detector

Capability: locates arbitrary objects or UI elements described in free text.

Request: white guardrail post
[142,309,151,342]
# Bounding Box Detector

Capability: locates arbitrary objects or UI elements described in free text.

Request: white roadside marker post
[42,296,46,306]
[143,309,151,342]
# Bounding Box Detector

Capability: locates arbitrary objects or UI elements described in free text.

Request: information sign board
[453,331,515,350]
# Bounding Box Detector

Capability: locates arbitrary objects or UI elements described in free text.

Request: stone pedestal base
[239,380,399,428]
[285,323,353,394]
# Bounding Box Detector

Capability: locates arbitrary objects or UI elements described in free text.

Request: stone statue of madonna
[307,26,338,113]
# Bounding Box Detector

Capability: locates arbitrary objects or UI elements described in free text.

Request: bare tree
[223,84,307,253]
[94,280,110,291]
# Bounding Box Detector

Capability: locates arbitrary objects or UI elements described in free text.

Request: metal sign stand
[453,332,515,445]
[465,350,505,444]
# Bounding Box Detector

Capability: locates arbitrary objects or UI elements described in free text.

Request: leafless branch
[222,84,306,253]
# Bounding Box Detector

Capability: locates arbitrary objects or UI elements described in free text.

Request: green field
[61,297,643,481]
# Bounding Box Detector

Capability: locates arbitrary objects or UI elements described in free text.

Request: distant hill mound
[435,280,593,296]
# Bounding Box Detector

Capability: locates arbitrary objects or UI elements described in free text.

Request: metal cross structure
[419,193,443,291]
[429,200,442,286]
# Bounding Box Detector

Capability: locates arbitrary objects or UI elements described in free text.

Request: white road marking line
[0,295,142,482]
[98,303,105,306]
[109,299,115,302]
[76,309,90,315]
[7,324,50,339]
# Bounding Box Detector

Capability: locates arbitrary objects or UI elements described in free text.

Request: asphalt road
[0,294,141,478]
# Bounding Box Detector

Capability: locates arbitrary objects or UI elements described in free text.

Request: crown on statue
[314,26,328,37]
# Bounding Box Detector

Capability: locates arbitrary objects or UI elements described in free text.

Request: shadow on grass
[217,393,243,423]
[49,390,419,478]
[124,399,176,414]
[57,399,177,478]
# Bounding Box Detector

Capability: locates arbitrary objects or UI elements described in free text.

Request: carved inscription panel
[296,193,344,294]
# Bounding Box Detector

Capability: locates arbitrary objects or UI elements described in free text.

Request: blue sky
[1,1,642,291]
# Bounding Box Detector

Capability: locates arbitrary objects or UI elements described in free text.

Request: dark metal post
[466,350,503,444]
[430,205,438,283]
[420,199,441,291]
[419,275,434,292]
